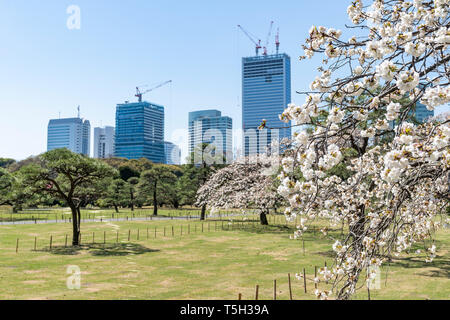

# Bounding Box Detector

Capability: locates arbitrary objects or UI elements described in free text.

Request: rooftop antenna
[77,105,80,118]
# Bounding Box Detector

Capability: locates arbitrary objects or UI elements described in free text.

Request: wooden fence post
[255,285,259,300]
[65,234,68,248]
[34,237,37,251]
[288,273,293,300]
[315,266,318,289]
[172,226,174,237]
[50,235,53,250]
[128,230,130,241]
[16,238,19,253]
[273,280,277,300]
[303,268,307,293]
[238,293,242,300]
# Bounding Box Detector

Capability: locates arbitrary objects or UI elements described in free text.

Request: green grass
[0,207,235,223]
[0,215,448,300]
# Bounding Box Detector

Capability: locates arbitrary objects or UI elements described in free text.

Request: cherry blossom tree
[276,0,449,300]
[196,155,283,225]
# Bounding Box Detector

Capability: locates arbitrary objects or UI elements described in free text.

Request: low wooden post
[238,293,242,300]
[92,232,95,244]
[288,273,293,300]
[34,237,37,251]
[172,226,174,237]
[273,280,277,300]
[303,268,307,293]
[255,285,259,300]
[137,229,140,241]
[16,238,19,253]
[128,230,131,241]
[49,235,53,250]
[116,231,119,243]
[315,266,318,289]
[104,231,106,244]
[202,223,204,233]
[65,234,68,248]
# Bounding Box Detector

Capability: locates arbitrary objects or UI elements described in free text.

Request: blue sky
[0,1,447,161]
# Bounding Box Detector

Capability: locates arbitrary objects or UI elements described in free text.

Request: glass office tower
[164,141,181,165]
[114,101,165,163]
[47,117,90,156]
[242,53,291,156]
[188,109,233,164]
[412,102,434,123]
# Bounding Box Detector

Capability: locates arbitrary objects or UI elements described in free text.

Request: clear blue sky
[0,1,447,161]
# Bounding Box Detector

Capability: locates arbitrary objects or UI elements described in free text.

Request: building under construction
[239,23,291,156]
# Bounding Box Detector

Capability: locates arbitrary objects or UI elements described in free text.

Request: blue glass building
[188,110,233,164]
[242,53,291,156]
[412,102,434,123]
[114,101,165,163]
[47,117,90,156]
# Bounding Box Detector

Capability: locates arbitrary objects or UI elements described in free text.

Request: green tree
[21,149,117,245]
[0,158,15,169]
[138,165,177,216]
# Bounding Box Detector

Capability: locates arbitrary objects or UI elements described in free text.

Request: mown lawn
[0,215,448,300]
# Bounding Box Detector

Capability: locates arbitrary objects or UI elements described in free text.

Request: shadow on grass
[39,243,160,257]
[388,255,450,279]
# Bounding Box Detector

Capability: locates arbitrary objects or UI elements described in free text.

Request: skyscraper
[164,141,181,165]
[242,53,291,156]
[114,101,165,163]
[93,126,115,159]
[188,110,232,164]
[412,102,434,123]
[47,117,90,156]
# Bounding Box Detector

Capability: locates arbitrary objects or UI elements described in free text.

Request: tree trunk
[70,204,80,246]
[153,181,158,216]
[130,189,134,212]
[200,204,206,221]
[113,203,119,213]
[260,210,269,225]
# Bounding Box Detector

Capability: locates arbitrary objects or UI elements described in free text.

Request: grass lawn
[0,215,448,300]
[0,207,214,223]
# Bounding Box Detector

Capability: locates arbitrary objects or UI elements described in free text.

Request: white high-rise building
[164,141,181,165]
[93,126,115,159]
[47,117,90,156]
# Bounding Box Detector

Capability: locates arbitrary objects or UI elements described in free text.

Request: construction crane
[237,24,262,56]
[135,80,172,103]
[263,21,274,56]
[275,27,280,54]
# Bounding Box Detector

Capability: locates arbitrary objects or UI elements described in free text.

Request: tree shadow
[39,243,160,257]
[387,255,450,279]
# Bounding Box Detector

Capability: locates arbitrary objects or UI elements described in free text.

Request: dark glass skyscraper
[114,101,165,163]
[242,53,291,156]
